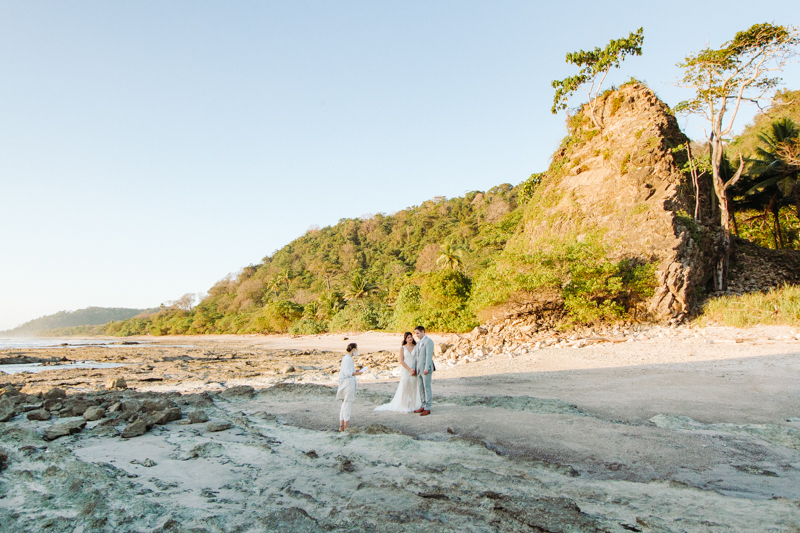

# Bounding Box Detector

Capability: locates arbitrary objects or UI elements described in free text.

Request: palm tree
[278,269,292,291]
[267,277,281,298]
[303,302,321,321]
[436,243,464,270]
[741,118,800,247]
[344,273,378,309]
[319,291,345,318]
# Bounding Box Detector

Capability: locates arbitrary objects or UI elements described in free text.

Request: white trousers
[339,400,353,422]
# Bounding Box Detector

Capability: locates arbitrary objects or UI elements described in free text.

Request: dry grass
[698,284,800,327]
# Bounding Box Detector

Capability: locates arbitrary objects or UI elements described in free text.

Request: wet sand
[0,326,799,532]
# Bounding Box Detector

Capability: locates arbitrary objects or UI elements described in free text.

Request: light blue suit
[415,335,434,410]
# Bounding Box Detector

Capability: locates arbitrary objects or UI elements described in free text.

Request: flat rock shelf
[0,328,798,532]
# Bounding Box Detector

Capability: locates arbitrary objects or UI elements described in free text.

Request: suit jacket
[415,336,435,374]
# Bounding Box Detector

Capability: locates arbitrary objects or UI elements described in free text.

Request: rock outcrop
[443,84,733,362]
[517,83,720,322]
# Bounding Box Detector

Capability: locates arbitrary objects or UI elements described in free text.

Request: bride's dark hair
[402,332,417,347]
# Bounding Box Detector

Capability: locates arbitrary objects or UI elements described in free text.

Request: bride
[374,332,422,413]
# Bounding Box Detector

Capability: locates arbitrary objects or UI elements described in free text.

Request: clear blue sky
[1,1,798,330]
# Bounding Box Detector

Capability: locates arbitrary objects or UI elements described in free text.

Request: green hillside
[105,87,667,337]
[2,307,154,337]
[105,81,800,336]
[105,183,531,336]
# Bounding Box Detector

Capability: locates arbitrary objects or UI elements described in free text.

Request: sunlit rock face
[515,83,722,322]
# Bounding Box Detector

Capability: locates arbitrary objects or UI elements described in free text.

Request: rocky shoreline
[1,332,799,532]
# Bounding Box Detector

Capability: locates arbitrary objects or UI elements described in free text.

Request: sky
[1,1,799,330]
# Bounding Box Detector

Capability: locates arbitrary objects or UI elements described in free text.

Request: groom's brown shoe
[420,410,431,416]
[413,408,425,413]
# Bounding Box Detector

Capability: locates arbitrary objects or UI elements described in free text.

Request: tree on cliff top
[676,22,799,289]
[551,28,644,130]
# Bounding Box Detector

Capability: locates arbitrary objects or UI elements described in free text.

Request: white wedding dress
[374,347,421,413]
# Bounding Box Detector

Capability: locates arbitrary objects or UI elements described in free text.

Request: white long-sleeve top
[338,353,356,384]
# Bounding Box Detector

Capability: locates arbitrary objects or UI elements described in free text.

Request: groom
[412,325,434,416]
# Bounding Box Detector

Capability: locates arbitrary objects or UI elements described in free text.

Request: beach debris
[105,377,127,390]
[188,410,209,424]
[207,419,232,432]
[130,458,157,467]
[83,406,106,421]
[305,450,319,459]
[121,418,148,439]
[44,419,86,441]
[26,408,51,421]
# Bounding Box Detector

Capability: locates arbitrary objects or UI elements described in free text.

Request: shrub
[418,270,478,332]
[470,235,657,325]
[329,302,390,332]
[289,318,327,335]
[389,284,424,331]
[698,284,800,327]
[242,300,303,333]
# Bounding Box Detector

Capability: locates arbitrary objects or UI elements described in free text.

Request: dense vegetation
[106,184,529,336]
[728,90,800,250]
[2,307,153,336]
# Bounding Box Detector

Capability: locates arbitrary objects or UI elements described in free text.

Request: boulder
[0,448,7,471]
[121,419,148,439]
[105,377,127,390]
[153,407,181,425]
[43,399,63,411]
[143,399,175,413]
[44,419,86,441]
[220,385,255,399]
[43,388,66,400]
[58,398,96,417]
[188,410,209,424]
[83,406,106,422]
[207,420,232,432]
[121,399,143,413]
[279,365,295,374]
[0,396,15,422]
[26,409,51,421]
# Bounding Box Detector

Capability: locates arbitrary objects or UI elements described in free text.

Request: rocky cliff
[524,83,720,320]
[441,84,726,362]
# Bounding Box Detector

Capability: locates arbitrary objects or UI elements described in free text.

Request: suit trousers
[418,372,432,410]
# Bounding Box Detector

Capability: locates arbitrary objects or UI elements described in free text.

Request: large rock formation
[515,83,721,322]
[440,85,731,363]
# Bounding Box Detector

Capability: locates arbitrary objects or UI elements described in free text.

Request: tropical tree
[344,272,379,309]
[436,243,464,270]
[745,117,800,219]
[278,269,292,290]
[266,277,281,298]
[676,22,799,288]
[551,28,644,130]
[318,290,345,319]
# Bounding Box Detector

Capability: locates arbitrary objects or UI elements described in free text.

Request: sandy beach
[1,326,799,532]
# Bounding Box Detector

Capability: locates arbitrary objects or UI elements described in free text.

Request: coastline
[1,326,799,531]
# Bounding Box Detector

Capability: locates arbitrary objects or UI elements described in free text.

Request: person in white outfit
[374,332,422,413]
[336,343,363,431]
